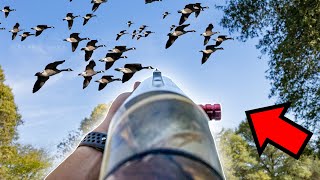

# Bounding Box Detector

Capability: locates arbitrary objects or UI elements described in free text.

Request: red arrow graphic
[245,103,313,159]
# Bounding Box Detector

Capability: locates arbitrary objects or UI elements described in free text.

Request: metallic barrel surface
[99,71,225,180]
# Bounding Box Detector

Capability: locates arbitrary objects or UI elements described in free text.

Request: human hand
[94,81,141,133]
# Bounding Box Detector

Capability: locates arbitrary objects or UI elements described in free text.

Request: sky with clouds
[0,0,275,152]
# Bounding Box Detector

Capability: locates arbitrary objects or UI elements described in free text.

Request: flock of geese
[0,1,234,93]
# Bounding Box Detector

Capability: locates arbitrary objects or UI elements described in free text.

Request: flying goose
[163,12,170,19]
[33,60,73,93]
[144,31,155,37]
[127,21,134,28]
[170,25,176,31]
[91,0,107,12]
[78,60,104,89]
[131,30,137,39]
[64,33,90,52]
[116,30,128,41]
[200,45,223,64]
[0,25,5,30]
[31,25,54,36]
[99,53,127,70]
[83,14,96,26]
[178,4,195,25]
[136,34,145,40]
[214,35,234,46]
[109,46,136,53]
[138,25,148,33]
[115,64,154,83]
[166,24,196,49]
[19,32,35,41]
[10,23,23,40]
[95,76,121,91]
[145,0,162,4]
[81,40,106,61]
[201,24,220,45]
[193,3,209,18]
[2,6,15,18]
[63,13,79,30]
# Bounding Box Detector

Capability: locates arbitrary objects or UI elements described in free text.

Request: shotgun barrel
[99,70,225,180]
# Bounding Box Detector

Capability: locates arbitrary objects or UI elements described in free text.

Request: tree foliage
[57,104,110,158]
[218,120,320,179]
[0,66,51,179]
[80,104,110,134]
[218,0,320,132]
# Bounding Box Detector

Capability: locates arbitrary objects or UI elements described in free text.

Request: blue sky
[0,0,274,152]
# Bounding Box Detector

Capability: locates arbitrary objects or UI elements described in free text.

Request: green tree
[218,120,320,179]
[217,0,320,132]
[57,104,110,158]
[218,129,270,179]
[80,104,110,134]
[0,66,51,179]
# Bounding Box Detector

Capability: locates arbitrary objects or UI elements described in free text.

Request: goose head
[145,66,154,70]
[78,72,86,76]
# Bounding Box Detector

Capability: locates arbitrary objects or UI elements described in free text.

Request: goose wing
[85,50,94,61]
[83,18,89,26]
[72,42,79,52]
[124,63,142,69]
[195,11,201,18]
[87,40,98,46]
[45,60,65,70]
[122,73,135,83]
[66,13,73,17]
[132,30,136,39]
[184,4,195,11]
[202,52,212,64]
[5,12,9,18]
[12,32,17,40]
[105,61,115,70]
[21,36,27,41]
[165,35,178,49]
[67,20,73,30]
[179,13,191,25]
[98,83,108,91]
[102,75,114,80]
[114,46,126,52]
[215,41,223,47]
[14,23,20,29]
[35,30,43,37]
[175,24,190,31]
[83,76,92,89]
[204,36,211,45]
[70,33,80,39]
[86,60,96,70]
[116,34,121,41]
[92,3,101,12]
[206,24,214,32]
[206,45,217,50]
[218,35,227,39]
[33,76,50,93]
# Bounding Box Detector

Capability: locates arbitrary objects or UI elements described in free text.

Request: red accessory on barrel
[199,104,221,121]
